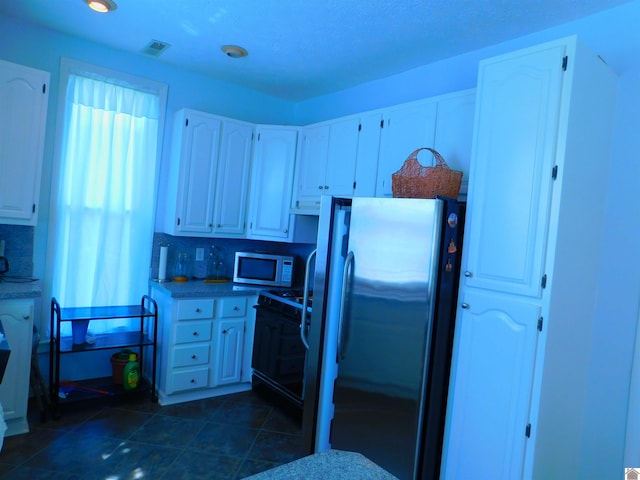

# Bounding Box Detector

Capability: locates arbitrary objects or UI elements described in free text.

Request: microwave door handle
[300,248,317,350]
[337,251,354,361]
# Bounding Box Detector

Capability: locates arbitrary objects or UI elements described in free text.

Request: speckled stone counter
[0,280,42,300]
[149,279,262,298]
[242,450,399,480]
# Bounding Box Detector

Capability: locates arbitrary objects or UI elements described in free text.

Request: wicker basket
[391,147,462,199]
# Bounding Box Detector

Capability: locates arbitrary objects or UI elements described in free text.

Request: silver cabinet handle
[464,271,472,278]
[338,251,355,361]
[461,303,470,309]
[300,249,317,350]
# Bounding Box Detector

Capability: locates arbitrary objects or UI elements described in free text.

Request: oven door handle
[337,251,354,361]
[300,248,317,350]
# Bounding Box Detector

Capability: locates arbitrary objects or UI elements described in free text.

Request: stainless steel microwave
[233,252,293,287]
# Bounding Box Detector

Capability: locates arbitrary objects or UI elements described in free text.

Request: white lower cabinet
[151,287,257,405]
[0,299,35,436]
[442,290,540,479]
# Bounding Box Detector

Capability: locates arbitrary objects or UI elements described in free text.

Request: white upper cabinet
[0,60,49,225]
[462,46,564,298]
[165,109,220,235]
[247,126,297,241]
[164,109,253,237]
[292,116,361,212]
[375,99,437,197]
[213,119,253,236]
[432,89,476,198]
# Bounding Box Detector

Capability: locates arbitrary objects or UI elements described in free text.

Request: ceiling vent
[143,40,171,57]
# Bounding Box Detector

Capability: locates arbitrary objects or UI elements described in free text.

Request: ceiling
[0,0,632,101]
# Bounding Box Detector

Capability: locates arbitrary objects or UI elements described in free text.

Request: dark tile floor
[0,390,304,480]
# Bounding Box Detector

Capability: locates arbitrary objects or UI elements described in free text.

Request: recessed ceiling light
[221,45,248,59]
[83,0,118,13]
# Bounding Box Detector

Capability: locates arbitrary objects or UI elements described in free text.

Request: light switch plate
[195,247,204,262]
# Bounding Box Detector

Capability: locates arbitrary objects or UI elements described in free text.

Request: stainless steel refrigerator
[301,196,464,480]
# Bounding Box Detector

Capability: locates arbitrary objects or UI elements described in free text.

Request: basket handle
[406,147,449,168]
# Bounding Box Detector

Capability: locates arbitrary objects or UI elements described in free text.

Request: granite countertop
[149,279,263,298]
[0,279,42,300]
[242,450,399,480]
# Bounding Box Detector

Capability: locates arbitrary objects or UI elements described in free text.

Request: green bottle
[122,353,140,390]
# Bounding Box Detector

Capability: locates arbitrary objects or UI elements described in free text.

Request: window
[49,59,166,336]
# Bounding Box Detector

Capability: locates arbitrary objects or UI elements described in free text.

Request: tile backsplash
[150,233,316,288]
[0,225,34,277]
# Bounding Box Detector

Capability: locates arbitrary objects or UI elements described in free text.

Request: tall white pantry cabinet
[442,36,617,479]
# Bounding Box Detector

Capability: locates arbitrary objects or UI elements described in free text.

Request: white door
[375,99,437,197]
[433,90,475,197]
[325,117,360,197]
[176,112,221,234]
[462,45,565,297]
[213,119,253,235]
[442,290,540,480]
[0,300,34,428]
[248,126,298,240]
[213,318,244,386]
[0,60,49,225]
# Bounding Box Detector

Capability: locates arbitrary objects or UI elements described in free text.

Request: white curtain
[52,73,160,335]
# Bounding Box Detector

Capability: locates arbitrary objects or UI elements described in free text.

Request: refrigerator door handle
[300,249,317,350]
[337,250,355,361]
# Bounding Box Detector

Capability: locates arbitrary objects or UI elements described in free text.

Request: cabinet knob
[461,303,470,309]
[209,223,213,228]
[324,185,329,189]
[283,229,288,234]
[222,329,228,334]
[233,306,239,311]
[23,315,30,320]
[464,271,473,278]
[195,308,201,313]
[217,224,222,228]
[191,354,197,359]
[192,331,199,336]
[190,378,196,383]
[318,185,323,190]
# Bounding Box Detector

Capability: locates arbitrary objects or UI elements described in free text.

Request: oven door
[252,301,306,409]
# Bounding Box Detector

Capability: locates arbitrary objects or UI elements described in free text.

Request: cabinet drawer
[170,367,209,392]
[176,299,214,320]
[219,297,246,317]
[173,344,210,368]
[175,321,212,344]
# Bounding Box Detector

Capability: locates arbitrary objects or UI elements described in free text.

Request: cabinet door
[0,60,49,225]
[325,117,360,196]
[0,300,34,429]
[213,119,253,235]
[353,112,382,198]
[442,290,540,480]
[375,99,437,197]
[247,126,298,240]
[175,111,221,234]
[433,90,475,198]
[212,318,245,386]
[295,124,330,208]
[462,45,564,297]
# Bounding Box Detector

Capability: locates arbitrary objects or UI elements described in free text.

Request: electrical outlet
[0,240,4,257]
[195,247,204,262]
